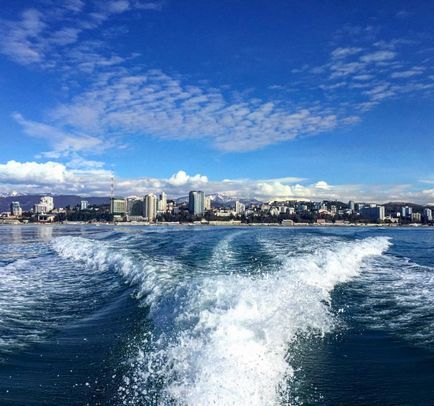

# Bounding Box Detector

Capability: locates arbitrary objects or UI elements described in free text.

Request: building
[360,205,385,221]
[110,198,127,215]
[33,196,54,214]
[261,203,270,212]
[270,207,280,216]
[355,203,364,212]
[423,208,433,221]
[348,200,355,212]
[411,212,421,223]
[235,201,245,215]
[144,193,158,221]
[10,201,22,216]
[401,206,413,218]
[189,191,205,216]
[204,195,212,211]
[41,196,54,212]
[127,198,144,216]
[80,200,89,210]
[158,192,167,212]
[33,204,47,214]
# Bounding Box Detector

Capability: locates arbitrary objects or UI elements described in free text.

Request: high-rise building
[204,195,212,211]
[80,200,89,210]
[127,198,144,216]
[144,193,158,221]
[423,208,433,221]
[360,206,385,221]
[110,198,127,215]
[33,196,54,214]
[10,201,22,216]
[158,192,167,212]
[235,201,245,214]
[348,200,355,212]
[401,206,413,218]
[41,196,54,212]
[189,191,205,216]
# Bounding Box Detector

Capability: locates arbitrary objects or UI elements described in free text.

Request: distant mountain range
[175,193,262,207]
[0,194,110,212]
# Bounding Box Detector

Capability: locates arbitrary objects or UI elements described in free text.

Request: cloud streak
[0,1,161,67]
[12,113,105,158]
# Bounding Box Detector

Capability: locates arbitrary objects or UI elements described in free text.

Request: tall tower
[144,193,158,221]
[158,192,167,212]
[110,175,114,199]
[188,191,205,216]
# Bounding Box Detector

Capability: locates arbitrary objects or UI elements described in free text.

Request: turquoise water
[0,225,433,405]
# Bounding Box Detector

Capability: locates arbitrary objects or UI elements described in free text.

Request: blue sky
[0,0,433,202]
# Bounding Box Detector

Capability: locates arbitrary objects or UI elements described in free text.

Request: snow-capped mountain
[0,191,26,198]
[175,193,262,207]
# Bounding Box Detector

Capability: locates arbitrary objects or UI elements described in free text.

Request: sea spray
[114,235,391,405]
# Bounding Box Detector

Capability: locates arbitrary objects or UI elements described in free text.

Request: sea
[0,225,433,405]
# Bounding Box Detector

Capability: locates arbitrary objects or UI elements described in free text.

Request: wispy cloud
[0,1,161,67]
[12,112,105,158]
[2,5,434,161]
[45,68,341,152]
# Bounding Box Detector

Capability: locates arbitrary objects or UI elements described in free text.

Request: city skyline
[1,1,434,203]
[5,191,433,225]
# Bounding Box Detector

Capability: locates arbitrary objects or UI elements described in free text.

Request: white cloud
[360,50,396,63]
[315,181,330,190]
[13,112,104,157]
[391,67,425,78]
[0,160,433,204]
[107,1,131,13]
[0,2,161,67]
[167,171,208,186]
[0,160,67,185]
[46,69,340,152]
[331,47,362,59]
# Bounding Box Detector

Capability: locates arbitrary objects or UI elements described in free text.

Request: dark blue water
[0,225,433,405]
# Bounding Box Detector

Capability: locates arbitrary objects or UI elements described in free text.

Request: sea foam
[109,234,390,405]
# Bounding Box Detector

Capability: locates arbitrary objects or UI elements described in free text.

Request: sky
[0,0,433,203]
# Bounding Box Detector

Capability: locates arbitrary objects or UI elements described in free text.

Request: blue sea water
[0,225,433,405]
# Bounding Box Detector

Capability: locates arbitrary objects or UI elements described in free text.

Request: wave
[52,236,184,312]
[350,254,434,347]
[0,239,122,356]
[112,234,391,405]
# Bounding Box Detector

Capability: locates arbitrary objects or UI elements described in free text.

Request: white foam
[119,235,391,405]
[52,236,182,310]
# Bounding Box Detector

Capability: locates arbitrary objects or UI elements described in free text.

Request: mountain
[175,193,262,208]
[0,195,110,212]
[0,191,26,198]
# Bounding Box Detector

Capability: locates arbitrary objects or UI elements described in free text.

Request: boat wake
[53,234,391,405]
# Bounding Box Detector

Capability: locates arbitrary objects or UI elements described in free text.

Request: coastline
[0,221,432,228]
